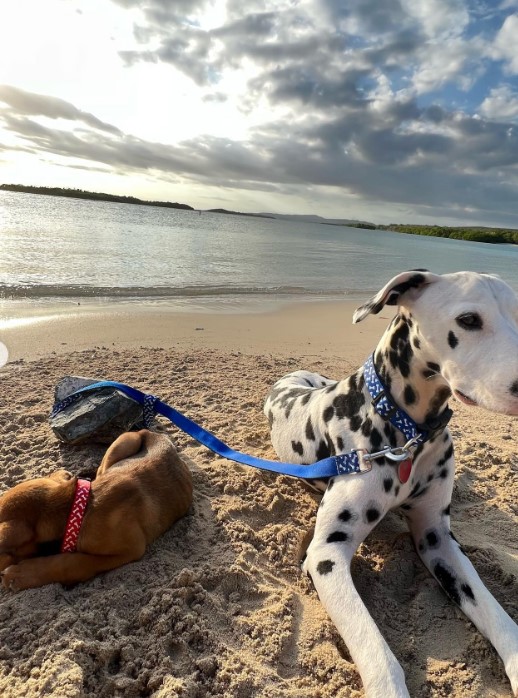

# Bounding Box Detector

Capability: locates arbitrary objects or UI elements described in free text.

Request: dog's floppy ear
[353,270,440,324]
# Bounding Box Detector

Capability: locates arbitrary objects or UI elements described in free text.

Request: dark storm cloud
[0,85,121,135]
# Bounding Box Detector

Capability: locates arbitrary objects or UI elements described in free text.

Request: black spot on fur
[301,392,311,406]
[461,583,475,602]
[434,561,460,605]
[325,432,336,456]
[404,384,417,405]
[437,444,454,467]
[333,390,365,420]
[285,400,296,419]
[370,428,383,450]
[317,560,335,575]
[383,477,393,493]
[383,423,398,447]
[365,507,380,523]
[316,440,330,460]
[338,509,353,522]
[390,320,410,350]
[267,410,274,427]
[448,331,458,349]
[385,273,426,305]
[361,417,372,437]
[292,441,304,456]
[323,405,334,422]
[439,468,448,479]
[510,380,518,398]
[305,417,315,441]
[336,436,344,451]
[426,531,440,548]
[412,336,421,350]
[327,531,349,543]
[409,482,428,499]
[349,415,362,432]
[442,503,451,516]
[425,386,452,423]
[394,485,400,497]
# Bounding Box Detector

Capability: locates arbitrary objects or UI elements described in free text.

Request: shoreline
[0,297,387,364]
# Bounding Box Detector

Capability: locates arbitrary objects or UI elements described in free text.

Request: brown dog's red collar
[60,479,91,553]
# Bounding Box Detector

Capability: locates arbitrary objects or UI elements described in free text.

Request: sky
[1,0,518,227]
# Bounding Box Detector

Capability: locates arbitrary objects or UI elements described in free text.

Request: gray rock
[50,376,149,444]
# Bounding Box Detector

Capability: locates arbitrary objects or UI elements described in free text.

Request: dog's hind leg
[406,478,518,697]
[303,476,409,698]
[1,548,144,590]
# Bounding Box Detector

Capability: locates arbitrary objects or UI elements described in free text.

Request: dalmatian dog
[264,271,518,698]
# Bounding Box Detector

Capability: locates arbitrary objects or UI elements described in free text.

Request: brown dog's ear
[353,270,440,324]
[0,520,33,553]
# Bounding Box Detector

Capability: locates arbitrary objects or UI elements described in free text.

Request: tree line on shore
[0,183,193,211]
[382,223,518,244]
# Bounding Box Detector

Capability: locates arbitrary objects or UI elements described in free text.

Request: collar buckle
[371,390,399,419]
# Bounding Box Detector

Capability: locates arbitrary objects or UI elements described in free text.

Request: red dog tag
[398,459,413,484]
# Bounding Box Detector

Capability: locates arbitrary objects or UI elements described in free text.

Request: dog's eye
[456,313,483,330]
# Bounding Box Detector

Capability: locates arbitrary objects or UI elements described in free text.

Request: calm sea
[1,190,517,312]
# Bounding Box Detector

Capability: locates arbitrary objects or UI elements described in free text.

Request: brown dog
[0,430,192,591]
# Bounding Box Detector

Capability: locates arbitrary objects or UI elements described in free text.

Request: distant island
[207,208,275,219]
[2,183,517,244]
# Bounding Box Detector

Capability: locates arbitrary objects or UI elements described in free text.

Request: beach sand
[0,301,517,697]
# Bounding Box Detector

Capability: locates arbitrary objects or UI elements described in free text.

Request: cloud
[479,85,518,121]
[490,13,518,73]
[0,85,121,135]
[2,2,518,226]
[2,83,518,226]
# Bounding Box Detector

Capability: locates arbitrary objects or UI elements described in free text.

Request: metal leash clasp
[361,436,421,464]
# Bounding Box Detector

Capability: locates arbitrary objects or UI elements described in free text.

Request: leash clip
[362,436,421,464]
[385,435,421,462]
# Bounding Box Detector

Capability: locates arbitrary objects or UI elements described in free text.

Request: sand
[0,301,517,697]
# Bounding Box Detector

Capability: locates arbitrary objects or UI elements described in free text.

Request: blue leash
[51,358,451,482]
[51,380,364,480]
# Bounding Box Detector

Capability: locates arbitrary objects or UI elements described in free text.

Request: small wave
[0,283,349,300]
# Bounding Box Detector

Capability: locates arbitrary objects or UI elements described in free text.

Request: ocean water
[1,190,517,312]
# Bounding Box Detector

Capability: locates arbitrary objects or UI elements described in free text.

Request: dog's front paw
[1,561,41,591]
[0,554,15,573]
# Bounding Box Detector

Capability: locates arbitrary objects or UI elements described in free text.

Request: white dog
[265,271,518,697]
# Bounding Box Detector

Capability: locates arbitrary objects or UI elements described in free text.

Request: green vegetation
[0,184,194,211]
[381,224,518,245]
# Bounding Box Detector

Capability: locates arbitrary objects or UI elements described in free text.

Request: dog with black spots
[264,270,518,698]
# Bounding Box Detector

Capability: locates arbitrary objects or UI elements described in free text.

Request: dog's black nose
[510,380,518,397]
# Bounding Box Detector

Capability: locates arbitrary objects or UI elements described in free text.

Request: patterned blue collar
[363,354,452,443]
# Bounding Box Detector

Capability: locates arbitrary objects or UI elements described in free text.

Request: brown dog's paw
[1,561,41,592]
